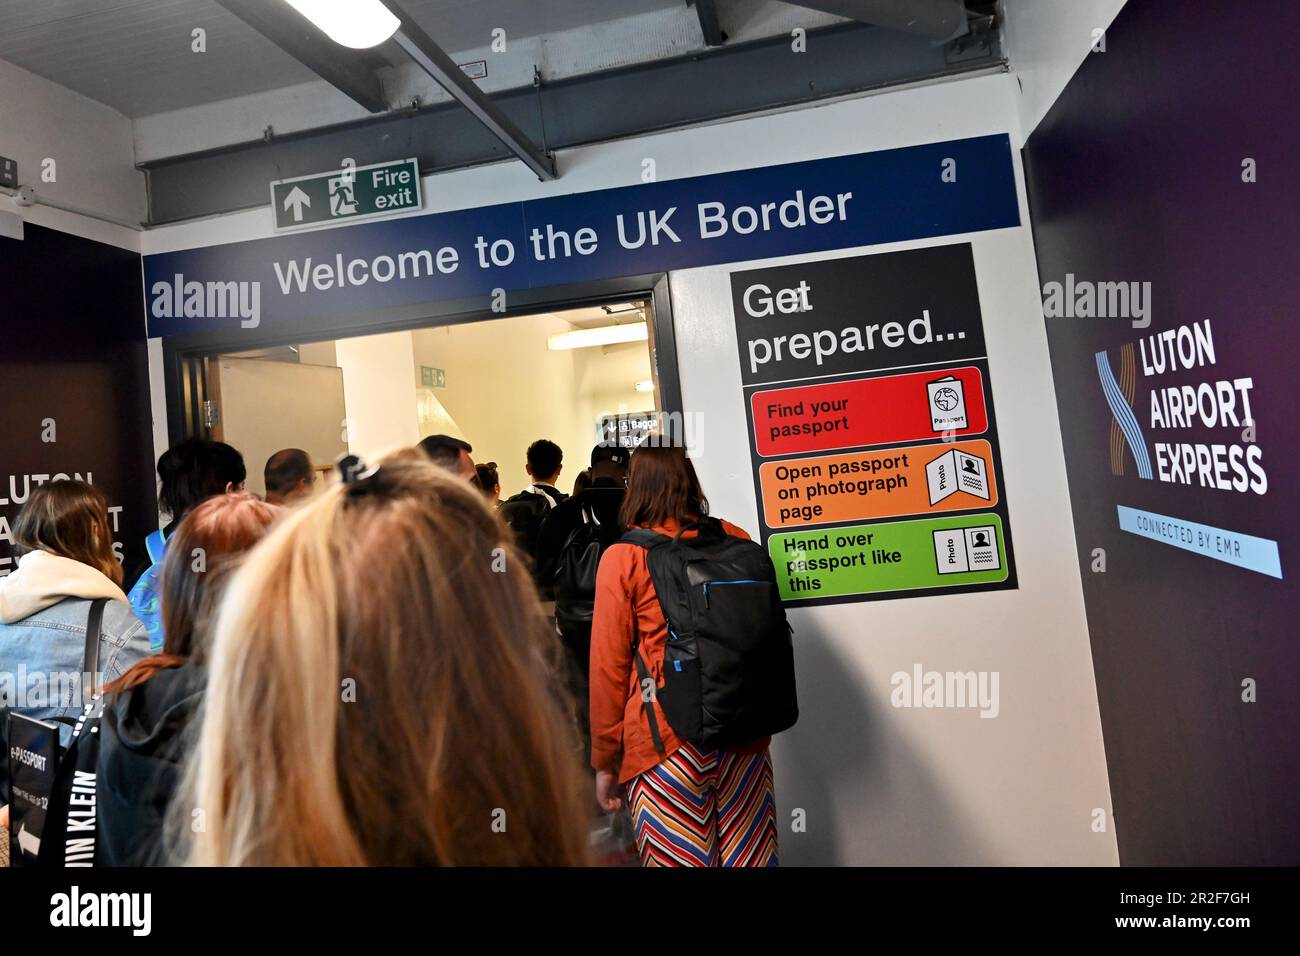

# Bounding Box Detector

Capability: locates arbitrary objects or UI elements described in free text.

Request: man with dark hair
[499,439,567,593]
[535,442,631,757]
[418,434,476,483]
[525,439,564,491]
[263,448,316,506]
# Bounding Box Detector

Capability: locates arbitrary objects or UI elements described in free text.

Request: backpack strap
[83,597,108,699]
[670,515,726,543]
[527,485,561,510]
[145,528,167,564]
[631,648,666,755]
[620,528,672,755]
[619,528,670,549]
[38,693,105,868]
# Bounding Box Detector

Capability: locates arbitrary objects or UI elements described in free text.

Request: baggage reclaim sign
[270,158,422,233]
[731,243,1018,606]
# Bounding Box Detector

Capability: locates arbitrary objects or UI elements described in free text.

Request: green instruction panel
[769,513,1008,601]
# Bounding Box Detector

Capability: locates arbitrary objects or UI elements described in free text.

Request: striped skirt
[626,742,778,867]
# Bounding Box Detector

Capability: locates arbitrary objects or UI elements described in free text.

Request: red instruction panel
[750,366,987,457]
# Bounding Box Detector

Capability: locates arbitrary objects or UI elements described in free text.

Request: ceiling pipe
[1,184,145,232]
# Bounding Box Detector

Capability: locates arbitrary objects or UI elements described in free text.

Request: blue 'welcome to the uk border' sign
[143,134,1019,338]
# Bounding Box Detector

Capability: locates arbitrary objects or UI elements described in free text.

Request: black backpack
[501,487,564,574]
[622,518,798,751]
[553,502,623,634]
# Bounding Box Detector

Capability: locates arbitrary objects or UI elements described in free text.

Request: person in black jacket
[499,439,568,595]
[96,664,205,866]
[97,492,276,866]
[535,443,630,756]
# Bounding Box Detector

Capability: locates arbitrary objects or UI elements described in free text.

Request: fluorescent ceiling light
[634,380,654,393]
[548,322,648,351]
[284,0,400,49]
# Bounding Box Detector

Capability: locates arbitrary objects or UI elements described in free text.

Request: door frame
[162,273,681,447]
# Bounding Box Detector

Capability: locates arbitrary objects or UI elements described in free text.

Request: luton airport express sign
[143,134,1020,338]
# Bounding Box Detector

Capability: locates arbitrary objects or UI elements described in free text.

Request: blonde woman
[173,450,591,866]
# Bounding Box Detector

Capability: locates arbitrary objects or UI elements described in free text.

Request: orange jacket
[589,517,769,783]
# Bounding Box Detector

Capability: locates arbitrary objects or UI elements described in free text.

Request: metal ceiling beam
[790,0,970,41]
[139,21,1003,224]
[690,0,726,47]
[213,0,389,113]
[382,1,557,181]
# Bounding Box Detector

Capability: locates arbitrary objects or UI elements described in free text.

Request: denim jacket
[1,596,150,751]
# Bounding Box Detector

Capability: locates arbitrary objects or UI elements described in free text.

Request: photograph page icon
[926,448,991,505]
[933,524,1000,575]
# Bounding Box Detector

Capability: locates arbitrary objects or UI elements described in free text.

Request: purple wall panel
[1023,0,1300,864]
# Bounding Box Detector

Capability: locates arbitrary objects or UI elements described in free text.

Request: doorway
[187,291,671,499]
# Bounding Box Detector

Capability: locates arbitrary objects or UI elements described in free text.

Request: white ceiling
[0,0,683,117]
[0,0,317,117]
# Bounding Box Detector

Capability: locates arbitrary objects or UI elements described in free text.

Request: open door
[209,355,347,496]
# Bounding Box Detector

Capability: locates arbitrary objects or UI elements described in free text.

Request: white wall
[410,314,649,496]
[0,57,146,228]
[1004,0,1129,142]
[413,315,581,494]
[335,331,420,459]
[142,72,1116,865]
[674,230,1110,864]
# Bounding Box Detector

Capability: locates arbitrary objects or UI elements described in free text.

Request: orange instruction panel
[759,440,999,528]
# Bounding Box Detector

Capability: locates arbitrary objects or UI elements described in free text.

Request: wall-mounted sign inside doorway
[600,411,657,448]
[270,158,422,233]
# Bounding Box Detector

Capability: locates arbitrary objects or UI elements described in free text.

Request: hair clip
[336,453,381,494]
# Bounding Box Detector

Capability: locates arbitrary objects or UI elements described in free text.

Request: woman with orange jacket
[589,444,779,867]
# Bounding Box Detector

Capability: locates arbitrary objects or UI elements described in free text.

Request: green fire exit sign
[270,158,422,232]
